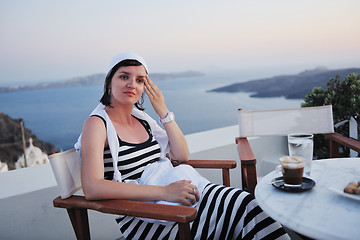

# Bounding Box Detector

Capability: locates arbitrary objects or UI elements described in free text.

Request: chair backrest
[48,148,82,199]
[237,105,335,194]
[238,105,335,137]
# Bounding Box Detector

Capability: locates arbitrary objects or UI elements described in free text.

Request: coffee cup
[276,156,305,188]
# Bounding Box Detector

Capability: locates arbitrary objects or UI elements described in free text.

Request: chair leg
[329,139,339,158]
[222,169,230,187]
[67,208,91,240]
[242,165,257,196]
[178,222,192,240]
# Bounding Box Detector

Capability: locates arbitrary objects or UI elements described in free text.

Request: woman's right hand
[144,76,169,119]
[163,180,200,206]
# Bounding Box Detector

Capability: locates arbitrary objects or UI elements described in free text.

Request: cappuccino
[279,156,305,187]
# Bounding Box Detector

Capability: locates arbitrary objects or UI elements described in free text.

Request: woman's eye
[137,78,145,83]
[120,75,128,80]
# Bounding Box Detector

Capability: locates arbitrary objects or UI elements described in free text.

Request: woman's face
[110,65,147,107]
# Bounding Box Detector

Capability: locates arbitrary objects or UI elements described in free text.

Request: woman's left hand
[144,76,169,118]
[145,76,189,161]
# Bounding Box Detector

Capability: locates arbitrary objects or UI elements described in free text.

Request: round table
[255,158,360,240]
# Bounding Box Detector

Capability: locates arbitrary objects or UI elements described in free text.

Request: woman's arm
[80,116,197,203]
[162,120,189,161]
[144,76,189,162]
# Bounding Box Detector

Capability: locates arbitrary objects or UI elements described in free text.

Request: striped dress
[103,116,289,240]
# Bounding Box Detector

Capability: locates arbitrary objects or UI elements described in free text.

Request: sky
[0,0,359,85]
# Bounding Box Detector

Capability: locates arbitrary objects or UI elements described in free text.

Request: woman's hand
[163,180,200,206]
[145,75,189,161]
[144,76,169,119]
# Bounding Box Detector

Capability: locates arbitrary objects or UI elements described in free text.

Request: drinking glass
[287,133,314,177]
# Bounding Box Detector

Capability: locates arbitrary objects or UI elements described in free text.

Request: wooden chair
[49,149,236,240]
[236,105,360,195]
[327,132,360,158]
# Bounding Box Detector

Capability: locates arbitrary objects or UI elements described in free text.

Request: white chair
[48,148,236,240]
[236,105,360,195]
[49,149,81,199]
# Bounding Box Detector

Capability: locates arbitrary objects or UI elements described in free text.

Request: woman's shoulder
[80,115,107,146]
[83,115,107,131]
[90,114,106,124]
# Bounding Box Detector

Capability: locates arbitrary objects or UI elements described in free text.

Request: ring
[192,188,195,194]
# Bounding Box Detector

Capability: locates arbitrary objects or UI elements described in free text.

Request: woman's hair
[100,59,145,110]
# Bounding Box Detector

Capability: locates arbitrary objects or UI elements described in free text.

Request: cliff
[209,67,360,99]
[0,111,57,170]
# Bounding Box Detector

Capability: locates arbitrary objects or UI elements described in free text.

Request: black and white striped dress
[103,117,289,240]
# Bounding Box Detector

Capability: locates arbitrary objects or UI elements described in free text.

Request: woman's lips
[124,91,135,96]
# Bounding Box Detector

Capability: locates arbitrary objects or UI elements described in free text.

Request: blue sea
[0,71,303,150]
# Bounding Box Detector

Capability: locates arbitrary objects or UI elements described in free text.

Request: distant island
[209,67,360,99]
[0,71,204,94]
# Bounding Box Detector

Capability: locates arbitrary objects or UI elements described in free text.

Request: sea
[0,70,303,151]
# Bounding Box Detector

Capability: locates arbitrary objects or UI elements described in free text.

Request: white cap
[107,52,148,75]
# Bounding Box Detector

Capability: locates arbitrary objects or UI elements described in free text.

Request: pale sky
[0,0,359,84]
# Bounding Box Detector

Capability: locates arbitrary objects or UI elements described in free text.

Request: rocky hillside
[0,111,57,170]
[209,67,360,99]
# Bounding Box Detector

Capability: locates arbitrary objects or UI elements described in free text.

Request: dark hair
[100,59,145,110]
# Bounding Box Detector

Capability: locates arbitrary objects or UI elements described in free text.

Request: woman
[77,52,289,239]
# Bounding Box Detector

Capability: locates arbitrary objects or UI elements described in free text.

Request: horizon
[1,0,359,85]
[1,65,359,88]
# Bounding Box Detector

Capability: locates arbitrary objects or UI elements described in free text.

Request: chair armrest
[325,132,360,153]
[54,195,197,223]
[173,160,237,169]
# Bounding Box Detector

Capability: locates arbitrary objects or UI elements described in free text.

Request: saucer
[271,177,315,192]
